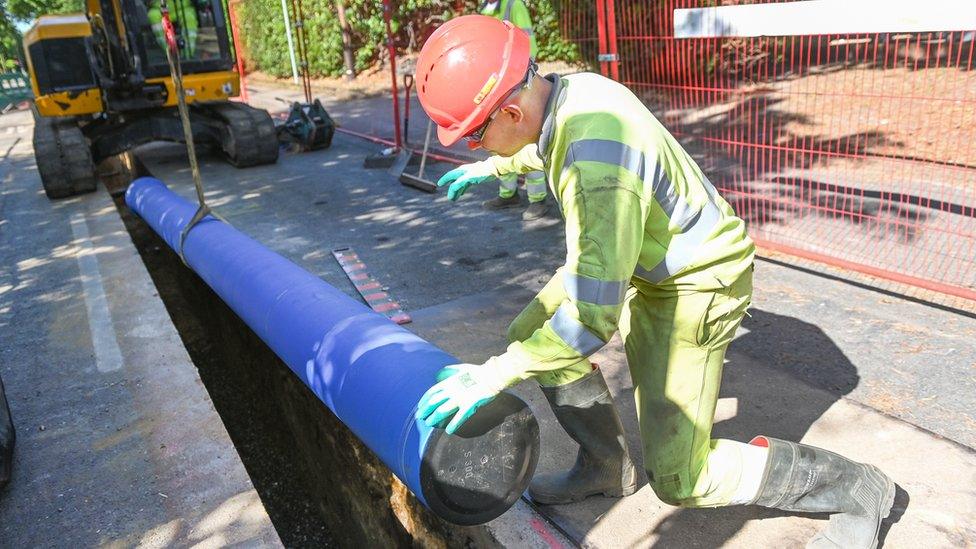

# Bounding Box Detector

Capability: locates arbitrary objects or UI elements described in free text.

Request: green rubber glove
[415,360,514,434]
[437,160,497,201]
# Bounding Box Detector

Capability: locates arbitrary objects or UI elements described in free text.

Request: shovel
[387,73,414,177]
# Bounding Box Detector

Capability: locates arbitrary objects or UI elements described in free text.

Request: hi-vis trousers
[498,170,547,203]
[507,266,756,506]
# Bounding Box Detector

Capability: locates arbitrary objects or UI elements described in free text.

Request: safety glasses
[462,62,537,146]
[463,106,501,145]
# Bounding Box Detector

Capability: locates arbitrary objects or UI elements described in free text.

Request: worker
[476,0,549,219]
[147,0,199,58]
[414,15,895,549]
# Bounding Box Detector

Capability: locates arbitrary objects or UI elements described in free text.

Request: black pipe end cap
[420,391,540,526]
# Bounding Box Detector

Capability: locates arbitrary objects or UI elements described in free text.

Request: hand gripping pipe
[126,177,539,525]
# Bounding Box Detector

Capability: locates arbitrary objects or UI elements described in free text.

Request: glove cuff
[478,356,526,391]
[481,157,506,179]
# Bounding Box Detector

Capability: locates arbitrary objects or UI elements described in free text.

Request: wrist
[478,356,525,391]
[481,157,503,178]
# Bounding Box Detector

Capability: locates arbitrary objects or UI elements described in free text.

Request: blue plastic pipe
[126,177,538,525]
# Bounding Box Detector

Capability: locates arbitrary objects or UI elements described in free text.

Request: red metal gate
[563,0,976,303]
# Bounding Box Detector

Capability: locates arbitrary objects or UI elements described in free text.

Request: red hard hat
[416,15,531,147]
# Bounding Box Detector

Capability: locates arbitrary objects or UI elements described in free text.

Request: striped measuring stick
[331,246,411,325]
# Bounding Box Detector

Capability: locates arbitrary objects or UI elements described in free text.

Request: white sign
[674,0,976,38]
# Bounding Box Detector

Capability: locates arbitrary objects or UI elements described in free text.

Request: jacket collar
[536,73,563,163]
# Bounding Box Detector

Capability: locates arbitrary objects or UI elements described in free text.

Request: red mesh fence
[561,0,976,302]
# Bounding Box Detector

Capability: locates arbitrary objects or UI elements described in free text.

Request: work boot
[483,194,521,210]
[522,200,550,220]
[528,367,638,504]
[751,437,896,549]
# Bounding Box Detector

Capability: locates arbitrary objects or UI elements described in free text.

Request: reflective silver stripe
[700,175,721,201]
[562,139,643,180]
[549,303,605,356]
[560,138,702,225]
[503,0,514,21]
[563,272,628,306]
[499,174,518,191]
[634,199,722,283]
[521,27,534,37]
[559,138,724,282]
[561,139,697,224]
[526,171,547,197]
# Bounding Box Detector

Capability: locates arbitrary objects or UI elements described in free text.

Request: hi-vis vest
[480,0,537,58]
[489,72,755,379]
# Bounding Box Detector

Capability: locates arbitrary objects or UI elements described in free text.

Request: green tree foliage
[236,0,451,78]
[1,0,83,68]
[528,0,580,63]
[0,0,23,67]
[7,0,82,20]
[236,0,580,78]
[1,19,21,68]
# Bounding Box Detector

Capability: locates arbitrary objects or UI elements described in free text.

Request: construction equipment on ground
[388,62,436,193]
[22,0,279,199]
[274,0,335,152]
[387,66,413,178]
[397,120,437,193]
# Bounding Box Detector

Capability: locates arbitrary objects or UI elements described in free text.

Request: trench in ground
[106,165,480,547]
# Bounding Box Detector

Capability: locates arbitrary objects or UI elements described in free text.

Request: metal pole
[228,0,249,102]
[382,0,402,148]
[604,0,619,81]
[417,120,433,178]
[291,0,313,104]
[281,0,299,84]
[595,0,609,77]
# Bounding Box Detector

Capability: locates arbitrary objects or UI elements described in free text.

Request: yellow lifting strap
[159,1,225,265]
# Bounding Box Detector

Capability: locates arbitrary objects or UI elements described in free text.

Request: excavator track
[32,116,97,199]
[208,102,279,168]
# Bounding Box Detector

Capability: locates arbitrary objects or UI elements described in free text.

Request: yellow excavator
[22,0,279,199]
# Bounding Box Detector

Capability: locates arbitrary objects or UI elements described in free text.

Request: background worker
[147,0,199,58]
[414,15,896,549]
[477,0,549,219]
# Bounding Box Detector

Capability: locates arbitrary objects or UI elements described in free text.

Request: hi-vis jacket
[480,0,537,58]
[487,72,756,381]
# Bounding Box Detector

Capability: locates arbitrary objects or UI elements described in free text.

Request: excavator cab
[136,0,232,71]
[23,0,280,199]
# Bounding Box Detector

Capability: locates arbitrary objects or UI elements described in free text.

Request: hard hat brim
[437,123,467,147]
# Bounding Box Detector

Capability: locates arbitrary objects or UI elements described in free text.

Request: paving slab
[0,113,280,547]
